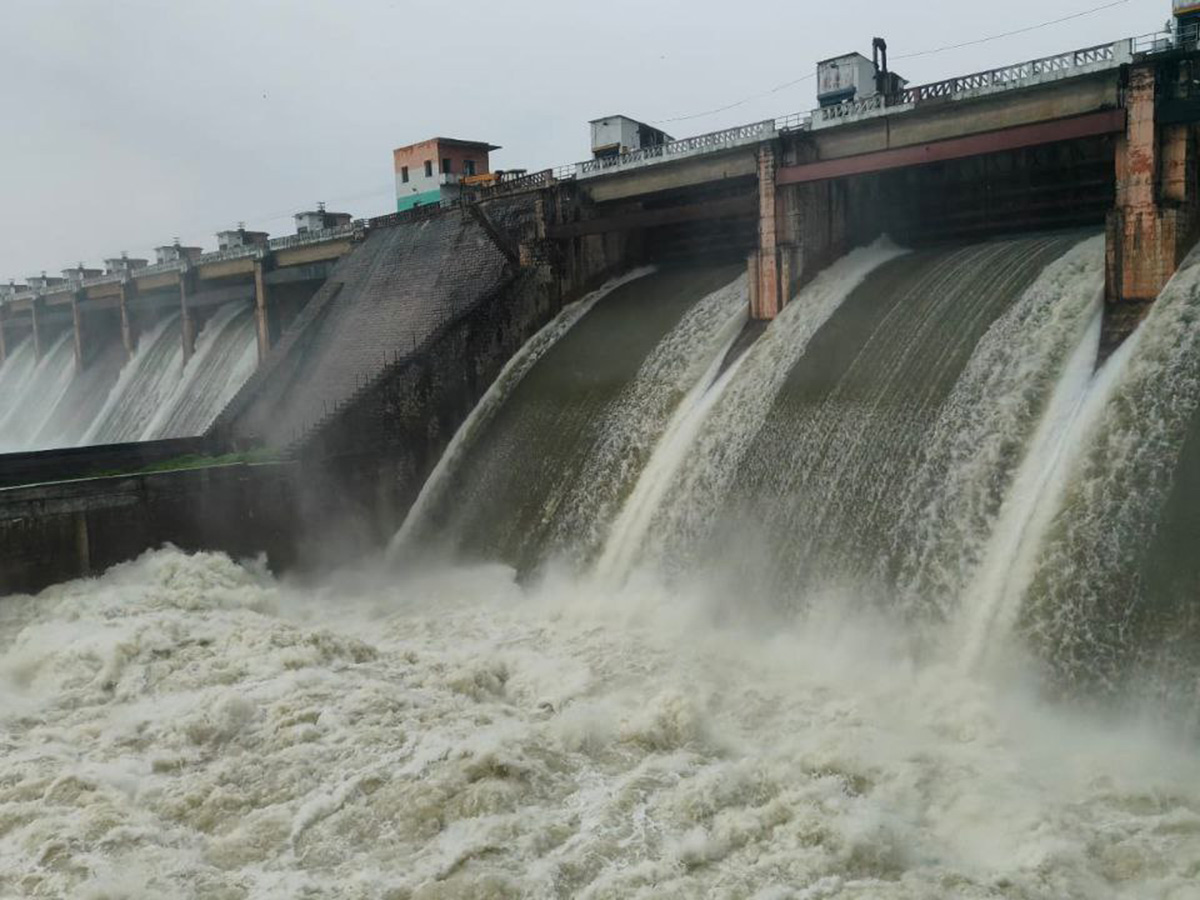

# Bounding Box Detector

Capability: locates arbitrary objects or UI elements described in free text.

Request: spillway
[0,331,76,453]
[6,234,1200,896]
[0,301,259,452]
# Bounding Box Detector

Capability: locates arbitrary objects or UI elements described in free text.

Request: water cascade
[6,235,1200,896]
[0,331,76,452]
[0,337,40,437]
[139,302,259,440]
[0,301,259,451]
[404,264,747,571]
[81,313,187,445]
[1017,246,1200,699]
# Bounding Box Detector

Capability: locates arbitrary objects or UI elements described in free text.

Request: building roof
[394,137,501,153]
[589,114,651,125]
[816,51,872,66]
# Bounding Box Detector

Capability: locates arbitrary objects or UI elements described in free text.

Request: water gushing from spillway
[6,235,1200,896]
[139,302,259,440]
[0,337,41,439]
[0,331,76,452]
[0,302,258,451]
[1016,245,1200,700]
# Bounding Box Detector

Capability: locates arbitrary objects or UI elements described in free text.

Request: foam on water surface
[2,547,1199,899]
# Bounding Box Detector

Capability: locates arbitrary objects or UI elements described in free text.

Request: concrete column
[179,269,197,364]
[253,258,272,362]
[74,512,91,578]
[119,279,138,359]
[71,289,87,373]
[1104,62,1200,354]
[30,297,44,361]
[751,144,781,320]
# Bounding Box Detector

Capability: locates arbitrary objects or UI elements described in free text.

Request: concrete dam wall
[0,196,615,590]
[216,205,527,449]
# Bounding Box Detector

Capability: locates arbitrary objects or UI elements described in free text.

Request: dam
[3,9,1200,896]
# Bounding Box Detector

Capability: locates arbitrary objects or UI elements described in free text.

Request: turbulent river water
[4,233,1200,898]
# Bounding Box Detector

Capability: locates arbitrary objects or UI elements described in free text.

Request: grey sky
[1,0,1159,280]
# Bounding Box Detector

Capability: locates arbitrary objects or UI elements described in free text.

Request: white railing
[576,119,776,177]
[815,93,886,125]
[803,39,1131,130]
[80,272,125,288]
[900,40,1128,105]
[198,245,264,264]
[267,222,358,251]
[131,260,184,277]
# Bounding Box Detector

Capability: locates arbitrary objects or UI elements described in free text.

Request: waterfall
[550,273,749,565]
[390,266,657,558]
[394,230,1200,689]
[601,237,908,577]
[0,337,39,434]
[895,235,1106,616]
[138,302,259,440]
[0,331,75,452]
[404,264,746,572]
[0,299,259,452]
[81,314,185,445]
[9,233,1200,895]
[1015,246,1200,697]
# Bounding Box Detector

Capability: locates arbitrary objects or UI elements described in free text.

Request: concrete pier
[179,268,197,364]
[1105,59,1200,353]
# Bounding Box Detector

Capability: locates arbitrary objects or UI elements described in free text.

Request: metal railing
[1132,22,1200,55]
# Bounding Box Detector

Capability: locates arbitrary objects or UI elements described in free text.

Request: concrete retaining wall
[0,463,298,596]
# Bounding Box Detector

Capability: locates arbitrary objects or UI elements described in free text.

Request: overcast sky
[1,0,1159,280]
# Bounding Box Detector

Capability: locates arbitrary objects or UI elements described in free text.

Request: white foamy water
[0,337,41,440]
[594,316,749,582]
[79,303,260,446]
[1016,245,1200,689]
[140,302,259,440]
[633,238,907,571]
[3,547,1199,899]
[82,314,185,445]
[896,235,1106,617]
[955,305,1104,668]
[558,273,748,561]
[0,331,76,452]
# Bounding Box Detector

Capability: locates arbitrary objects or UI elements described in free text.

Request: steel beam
[777,109,1127,185]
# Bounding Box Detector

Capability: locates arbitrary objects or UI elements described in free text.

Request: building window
[442,158,452,174]
[424,160,433,178]
[401,166,409,183]
[464,159,476,176]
